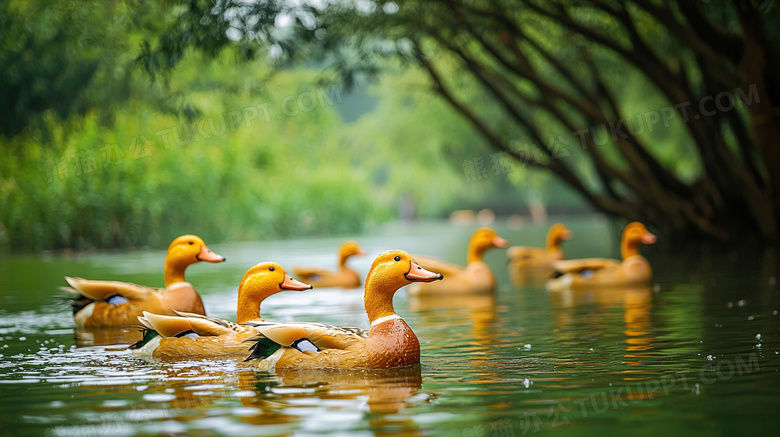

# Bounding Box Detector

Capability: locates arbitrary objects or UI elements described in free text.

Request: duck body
[407,259,495,295]
[507,247,563,269]
[246,318,413,371]
[69,280,205,328]
[132,262,312,359]
[507,224,571,271]
[63,235,224,328]
[244,250,443,370]
[293,241,366,288]
[409,228,507,295]
[546,222,656,291]
[293,267,362,289]
[134,312,259,359]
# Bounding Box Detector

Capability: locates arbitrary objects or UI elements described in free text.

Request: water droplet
[18,337,26,341]
[756,333,762,341]
[738,300,746,307]
[748,315,755,321]
[143,393,176,402]
[523,344,532,351]
[706,354,715,361]
[522,378,532,388]
[727,302,733,308]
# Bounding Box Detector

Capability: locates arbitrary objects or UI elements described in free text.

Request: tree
[139,0,780,244]
[0,0,201,139]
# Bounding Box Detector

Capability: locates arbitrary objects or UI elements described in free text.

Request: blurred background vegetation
[2,0,778,251]
[0,0,579,251]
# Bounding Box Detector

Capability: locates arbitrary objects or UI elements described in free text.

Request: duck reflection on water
[74,326,142,347]
[548,285,655,367]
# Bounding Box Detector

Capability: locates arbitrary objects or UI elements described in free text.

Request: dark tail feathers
[243,336,280,362]
[130,327,159,349]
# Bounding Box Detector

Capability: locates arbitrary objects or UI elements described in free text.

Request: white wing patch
[291,339,320,352]
[73,302,95,327]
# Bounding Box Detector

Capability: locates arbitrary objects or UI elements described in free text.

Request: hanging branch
[411,38,640,219]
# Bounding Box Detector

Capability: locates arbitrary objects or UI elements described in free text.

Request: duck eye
[188,241,194,245]
[394,256,401,261]
[269,266,275,271]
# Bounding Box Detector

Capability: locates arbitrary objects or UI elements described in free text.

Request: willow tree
[143,0,780,245]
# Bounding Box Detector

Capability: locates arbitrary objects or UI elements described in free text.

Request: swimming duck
[407,227,507,295]
[243,250,443,370]
[131,262,312,359]
[62,235,225,328]
[507,223,572,270]
[546,222,656,291]
[293,240,366,288]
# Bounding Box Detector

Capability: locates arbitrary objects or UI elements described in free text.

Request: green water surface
[1,218,779,436]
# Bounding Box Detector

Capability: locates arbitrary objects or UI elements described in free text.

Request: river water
[1,218,778,436]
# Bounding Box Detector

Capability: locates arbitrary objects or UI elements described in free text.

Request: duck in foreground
[62,235,225,328]
[408,227,507,295]
[131,262,312,359]
[546,222,656,291]
[243,250,443,370]
[507,223,572,271]
[293,240,366,288]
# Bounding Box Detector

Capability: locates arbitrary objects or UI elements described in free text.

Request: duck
[62,235,225,328]
[242,250,443,370]
[507,223,572,270]
[407,227,508,295]
[131,262,312,359]
[546,222,656,291]
[293,240,366,288]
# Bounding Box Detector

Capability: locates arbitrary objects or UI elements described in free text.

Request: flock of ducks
[61,221,656,370]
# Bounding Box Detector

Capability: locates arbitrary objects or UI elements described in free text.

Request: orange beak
[280,274,313,291]
[405,261,444,282]
[493,236,509,248]
[357,248,367,256]
[641,233,657,245]
[197,245,226,263]
[561,230,573,240]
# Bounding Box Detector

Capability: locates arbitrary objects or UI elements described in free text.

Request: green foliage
[341,69,490,216]
[1,0,613,252]
[0,54,387,251]
[0,0,183,137]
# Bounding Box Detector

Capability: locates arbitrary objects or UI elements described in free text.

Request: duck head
[366,251,442,293]
[547,224,572,252]
[339,240,367,267]
[468,228,509,263]
[236,262,312,323]
[621,222,657,259]
[164,235,226,286]
[365,250,442,322]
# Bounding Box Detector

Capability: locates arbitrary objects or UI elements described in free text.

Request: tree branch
[411,38,639,219]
